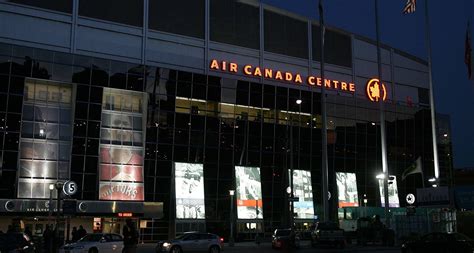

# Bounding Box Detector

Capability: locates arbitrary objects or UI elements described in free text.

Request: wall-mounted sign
[406,193,415,205]
[210,60,356,93]
[63,181,77,196]
[366,78,387,102]
[118,212,133,217]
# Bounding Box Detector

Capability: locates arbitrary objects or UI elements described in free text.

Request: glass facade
[0,42,440,240]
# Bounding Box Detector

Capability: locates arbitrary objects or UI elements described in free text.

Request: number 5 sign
[63,181,78,196]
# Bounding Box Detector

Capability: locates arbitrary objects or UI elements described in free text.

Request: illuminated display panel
[99,88,146,201]
[378,176,400,208]
[18,79,73,199]
[336,172,359,208]
[291,170,314,219]
[235,166,263,219]
[174,162,206,219]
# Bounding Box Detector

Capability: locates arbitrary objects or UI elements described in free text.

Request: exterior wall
[0,0,446,241]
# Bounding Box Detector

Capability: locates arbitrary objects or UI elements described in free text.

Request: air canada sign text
[210,59,356,93]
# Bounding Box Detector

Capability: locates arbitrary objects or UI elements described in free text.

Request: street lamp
[48,183,54,227]
[363,194,368,217]
[229,190,235,247]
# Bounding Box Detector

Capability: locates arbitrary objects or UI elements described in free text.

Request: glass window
[264,10,308,59]
[312,25,352,67]
[7,0,72,13]
[79,0,144,27]
[148,0,205,39]
[210,0,259,49]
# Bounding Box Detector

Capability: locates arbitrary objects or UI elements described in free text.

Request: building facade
[0,0,451,241]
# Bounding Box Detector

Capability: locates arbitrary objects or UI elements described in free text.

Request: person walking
[42,225,52,253]
[71,227,80,242]
[123,219,138,253]
[77,225,87,239]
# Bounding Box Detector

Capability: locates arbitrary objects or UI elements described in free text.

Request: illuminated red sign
[366,78,387,102]
[209,59,356,93]
[118,212,133,217]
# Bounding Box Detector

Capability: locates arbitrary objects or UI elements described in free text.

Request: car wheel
[209,246,220,253]
[171,246,182,253]
[89,248,98,253]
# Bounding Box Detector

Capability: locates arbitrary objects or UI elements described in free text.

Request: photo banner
[235,166,263,219]
[291,170,314,219]
[336,172,359,208]
[175,162,206,219]
[378,175,400,207]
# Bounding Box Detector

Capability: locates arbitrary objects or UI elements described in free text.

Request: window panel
[7,0,72,13]
[79,0,143,27]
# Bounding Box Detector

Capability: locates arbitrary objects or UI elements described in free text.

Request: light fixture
[39,129,45,136]
[363,198,368,204]
[49,184,55,191]
[229,190,235,196]
[371,122,376,126]
[376,173,385,180]
[428,178,436,182]
[286,187,292,194]
[432,184,438,188]
[296,99,302,105]
[443,133,448,137]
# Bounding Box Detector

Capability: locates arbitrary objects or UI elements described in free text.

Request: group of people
[71,225,87,242]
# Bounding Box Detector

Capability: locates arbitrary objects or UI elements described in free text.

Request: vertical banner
[378,175,400,207]
[18,79,74,199]
[336,172,359,208]
[292,170,314,219]
[99,88,146,201]
[174,162,206,219]
[235,166,263,219]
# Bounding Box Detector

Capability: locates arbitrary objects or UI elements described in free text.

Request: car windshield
[79,234,103,242]
[275,230,291,236]
[175,234,189,240]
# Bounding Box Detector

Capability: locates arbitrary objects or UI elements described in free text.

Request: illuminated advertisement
[175,162,206,219]
[235,166,263,219]
[378,176,400,208]
[99,182,144,201]
[18,79,73,199]
[336,172,359,208]
[99,88,146,201]
[291,170,314,219]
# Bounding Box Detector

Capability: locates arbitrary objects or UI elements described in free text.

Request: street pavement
[136,241,401,253]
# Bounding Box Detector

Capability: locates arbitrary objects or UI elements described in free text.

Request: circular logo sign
[63,181,77,196]
[366,78,387,102]
[406,193,415,205]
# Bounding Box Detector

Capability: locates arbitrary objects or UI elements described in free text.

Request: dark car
[401,232,474,253]
[156,232,224,253]
[271,229,300,249]
[0,232,35,253]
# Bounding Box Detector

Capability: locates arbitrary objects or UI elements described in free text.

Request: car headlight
[163,242,171,248]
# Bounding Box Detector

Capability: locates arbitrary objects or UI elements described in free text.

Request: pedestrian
[123,219,138,253]
[77,225,87,239]
[24,226,32,238]
[43,225,52,253]
[71,226,80,242]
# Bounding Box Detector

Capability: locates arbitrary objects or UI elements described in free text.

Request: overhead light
[229,190,235,196]
[376,174,385,180]
[371,122,376,126]
[443,133,448,137]
[296,99,302,105]
[428,178,436,182]
[432,184,438,188]
[49,184,55,190]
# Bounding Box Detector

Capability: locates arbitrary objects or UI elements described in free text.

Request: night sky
[262,0,474,168]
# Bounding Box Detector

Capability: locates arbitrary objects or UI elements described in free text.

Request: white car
[59,233,124,253]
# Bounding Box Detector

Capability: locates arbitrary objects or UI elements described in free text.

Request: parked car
[310,221,345,248]
[59,233,123,253]
[156,232,224,253]
[0,232,35,253]
[271,228,300,249]
[401,232,474,253]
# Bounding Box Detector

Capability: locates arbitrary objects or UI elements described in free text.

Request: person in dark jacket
[71,226,80,242]
[77,225,87,239]
[123,219,138,253]
[42,225,52,253]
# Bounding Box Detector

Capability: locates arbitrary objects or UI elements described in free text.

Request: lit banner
[291,170,314,219]
[99,165,144,182]
[336,172,359,208]
[99,182,144,201]
[235,166,263,219]
[175,162,205,219]
[378,176,400,207]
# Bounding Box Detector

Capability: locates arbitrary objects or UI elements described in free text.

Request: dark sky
[262,0,474,168]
